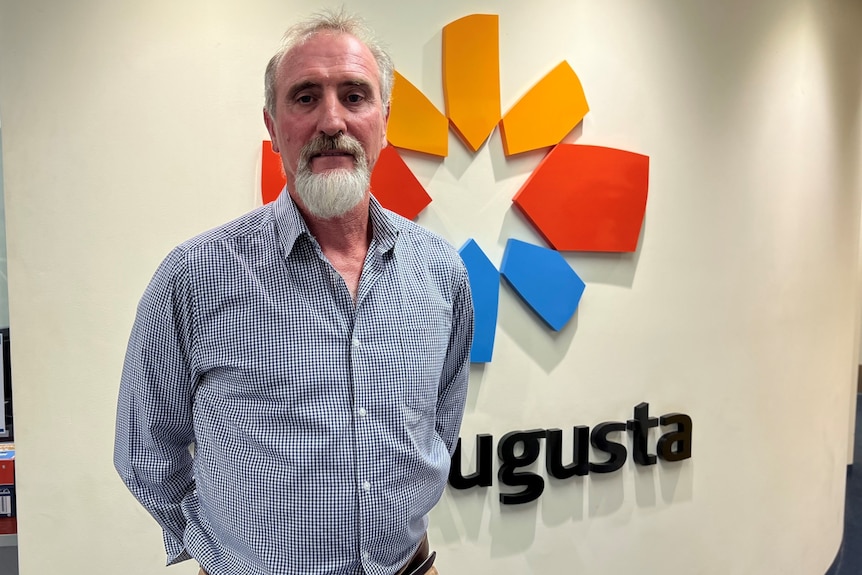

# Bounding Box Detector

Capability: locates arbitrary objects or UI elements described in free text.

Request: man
[114,10,473,575]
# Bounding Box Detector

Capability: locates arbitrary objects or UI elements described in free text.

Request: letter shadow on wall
[433,476,491,546]
[657,456,694,505]
[490,430,544,558]
[540,427,587,527]
[631,432,695,509]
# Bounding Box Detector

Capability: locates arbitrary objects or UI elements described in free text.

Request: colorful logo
[262,14,650,363]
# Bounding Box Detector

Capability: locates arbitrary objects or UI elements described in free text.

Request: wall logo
[262,14,650,364]
[451,403,692,505]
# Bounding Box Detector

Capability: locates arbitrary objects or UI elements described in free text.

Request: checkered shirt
[114,192,474,575]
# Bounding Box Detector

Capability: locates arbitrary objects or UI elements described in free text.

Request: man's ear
[263,108,280,153]
[380,104,390,149]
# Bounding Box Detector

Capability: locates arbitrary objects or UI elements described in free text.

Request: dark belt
[396,534,436,575]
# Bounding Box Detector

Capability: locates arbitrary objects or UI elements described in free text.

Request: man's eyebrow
[286,81,319,99]
[342,79,377,101]
[342,79,373,90]
[286,79,375,100]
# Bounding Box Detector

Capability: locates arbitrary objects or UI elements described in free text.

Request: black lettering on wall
[627,402,659,465]
[657,413,693,462]
[449,434,494,489]
[589,422,627,473]
[546,426,590,479]
[497,429,545,505]
[446,404,693,503]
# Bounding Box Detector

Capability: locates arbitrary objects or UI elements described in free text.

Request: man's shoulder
[151,204,277,282]
[174,204,275,256]
[383,209,459,256]
[380,208,467,279]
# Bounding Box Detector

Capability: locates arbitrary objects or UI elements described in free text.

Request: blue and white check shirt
[114,192,473,575]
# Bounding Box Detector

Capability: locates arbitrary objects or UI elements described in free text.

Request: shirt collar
[272,189,400,258]
[368,194,399,254]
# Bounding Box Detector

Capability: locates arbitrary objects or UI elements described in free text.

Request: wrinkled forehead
[277,31,383,95]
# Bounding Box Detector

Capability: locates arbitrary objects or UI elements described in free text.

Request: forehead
[278,31,381,93]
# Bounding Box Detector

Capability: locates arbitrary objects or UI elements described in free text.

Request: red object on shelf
[0,517,15,535]
[0,444,15,521]
[0,460,12,486]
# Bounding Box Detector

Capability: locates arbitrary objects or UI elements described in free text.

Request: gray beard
[292,132,371,219]
[294,164,370,219]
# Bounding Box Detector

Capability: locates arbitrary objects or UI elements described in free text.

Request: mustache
[299,133,366,168]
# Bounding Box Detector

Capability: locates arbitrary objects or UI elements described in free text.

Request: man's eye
[346,93,364,103]
[296,95,314,104]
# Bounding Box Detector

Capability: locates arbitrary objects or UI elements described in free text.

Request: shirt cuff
[164,530,192,566]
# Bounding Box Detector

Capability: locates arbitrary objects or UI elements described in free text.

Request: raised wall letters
[545,425,589,479]
[497,430,545,504]
[449,434,493,489]
[448,402,693,504]
[627,401,659,465]
[657,413,693,462]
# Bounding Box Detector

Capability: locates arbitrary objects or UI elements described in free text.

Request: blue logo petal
[500,239,585,331]
[459,239,500,363]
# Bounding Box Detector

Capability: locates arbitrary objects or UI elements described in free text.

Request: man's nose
[317,93,348,137]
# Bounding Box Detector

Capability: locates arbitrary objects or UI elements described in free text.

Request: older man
[114,10,473,575]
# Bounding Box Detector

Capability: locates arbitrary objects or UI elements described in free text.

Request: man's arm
[435,266,475,456]
[114,248,197,565]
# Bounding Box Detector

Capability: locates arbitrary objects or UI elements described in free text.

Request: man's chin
[302,196,366,220]
[294,168,369,220]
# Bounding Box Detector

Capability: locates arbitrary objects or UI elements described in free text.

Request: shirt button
[362,481,371,491]
[358,407,367,417]
[352,337,361,349]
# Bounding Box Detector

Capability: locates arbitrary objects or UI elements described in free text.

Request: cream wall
[0,127,9,328]
[1,0,861,574]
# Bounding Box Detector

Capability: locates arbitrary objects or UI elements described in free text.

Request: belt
[396,534,436,575]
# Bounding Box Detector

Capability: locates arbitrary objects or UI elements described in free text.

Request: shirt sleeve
[113,247,198,565]
[435,263,475,456]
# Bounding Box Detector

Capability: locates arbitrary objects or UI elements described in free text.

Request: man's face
[264,31,388,210]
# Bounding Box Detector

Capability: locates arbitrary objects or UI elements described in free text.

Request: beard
[293,133,371,219]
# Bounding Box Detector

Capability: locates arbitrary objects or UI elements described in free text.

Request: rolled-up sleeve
[114,247,198,565]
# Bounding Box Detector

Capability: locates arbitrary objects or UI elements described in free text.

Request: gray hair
[264,8,394,118]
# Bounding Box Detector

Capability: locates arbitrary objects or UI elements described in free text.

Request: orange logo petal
[442,14,501,151]
[500,61,589,156]
[387,71,448,157]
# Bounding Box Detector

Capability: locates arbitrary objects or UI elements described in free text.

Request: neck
[303,196,371,250]
[293,194,372,301]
